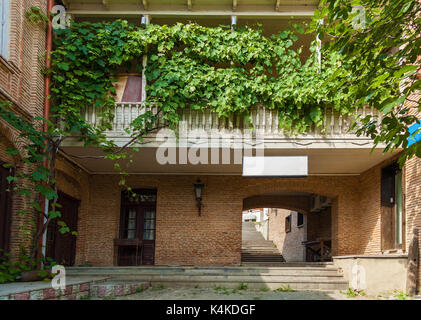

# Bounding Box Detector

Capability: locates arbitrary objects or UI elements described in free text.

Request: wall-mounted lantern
[194,179,204,216]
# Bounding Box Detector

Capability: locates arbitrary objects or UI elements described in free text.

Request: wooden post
[406,228,419,296]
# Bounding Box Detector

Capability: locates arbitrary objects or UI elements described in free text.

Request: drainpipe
[316,19,324,72]
[39,0,54,264]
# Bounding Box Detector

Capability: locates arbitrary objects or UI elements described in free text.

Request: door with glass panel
[118,190,156,266]
[381,163,404,250]
[141,206,156,265]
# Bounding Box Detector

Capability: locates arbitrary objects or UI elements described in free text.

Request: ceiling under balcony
[61,0,319,17]
[61,0,319,57]
[59,145,400,176]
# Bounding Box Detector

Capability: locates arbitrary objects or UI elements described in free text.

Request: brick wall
[268,209,306,262]
[306,207,331,242]
[356,155,405,255]
[72,174,378,266]
[55,155,90,265]
[0,0,47,259]
[405,156,421,291]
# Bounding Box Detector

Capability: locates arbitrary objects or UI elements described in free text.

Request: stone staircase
[64,222,349,292]
[241,221,285,263]
[65,265,348,291]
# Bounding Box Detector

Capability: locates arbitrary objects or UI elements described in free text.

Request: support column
[331,194,360,256]
[406,228,419,296]
[141,15,150,103]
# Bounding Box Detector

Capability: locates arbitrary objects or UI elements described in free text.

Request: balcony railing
[81,102,382,139]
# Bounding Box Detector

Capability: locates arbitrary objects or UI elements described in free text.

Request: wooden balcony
[59,102,399,175]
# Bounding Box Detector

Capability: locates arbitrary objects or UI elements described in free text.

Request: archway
[242,192,333,264]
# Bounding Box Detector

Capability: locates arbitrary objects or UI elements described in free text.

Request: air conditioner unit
[320,196,332,209]
[310,194,322,213]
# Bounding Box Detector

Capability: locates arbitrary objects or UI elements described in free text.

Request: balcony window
[297,212,304,227]
[0,0,10,59]
[115,74,142,102]
[285,214,291,233]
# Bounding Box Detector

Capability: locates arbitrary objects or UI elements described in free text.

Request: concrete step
[242,255,281,257]
[80,272,343,282]
[241,222,285,264]
[91,275,346,286]
[242,245,277,247]
[66,268,341,279]
[148,280,348,291]
[242,249,278,252]
[242,249,279,251]
[242,241,269,244]
[242,248,277,251]
[241,262,334,267]
[66,266,348,291]
[241,254,284,261]
[67,275,348,291]
[242,252,282,255]
[241,257,285,260]
[242,254,285,259]
[241,259,285,262]
[241,254,282,257]
[241,250,281,256]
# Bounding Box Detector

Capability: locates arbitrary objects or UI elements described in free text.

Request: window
[297,212,304,227]
[285,215,291,233]
[115,75,142,102]
[0,0,10,59]
[143,209,156,240]
[124,208,137,239]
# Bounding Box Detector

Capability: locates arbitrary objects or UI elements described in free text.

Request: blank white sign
[242,156,308,177]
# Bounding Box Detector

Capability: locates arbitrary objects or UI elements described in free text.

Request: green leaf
[380,96,406,114]
[48,211,62,219]
[57,62,70,71]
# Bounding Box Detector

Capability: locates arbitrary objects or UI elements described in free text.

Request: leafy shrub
[0,247,57,284]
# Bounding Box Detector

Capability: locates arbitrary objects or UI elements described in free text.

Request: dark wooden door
[118,190,156,266]
[381,163,403,250]
[141,206,156,265]
[0,164,12,257]
[46,192,79,266]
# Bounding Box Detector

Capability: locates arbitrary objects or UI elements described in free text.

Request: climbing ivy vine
[50,19,359,142]
[0,18,373,278]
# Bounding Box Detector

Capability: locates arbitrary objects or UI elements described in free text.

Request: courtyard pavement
[116,286,409,300]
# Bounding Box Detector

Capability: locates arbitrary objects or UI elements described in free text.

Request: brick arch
[238,178,348,255]
[239,177,342,201]
[243,194,312,214]
[0,120,22,164]
[56,168,82,200]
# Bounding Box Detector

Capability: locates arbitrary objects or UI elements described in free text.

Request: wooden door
[0,164,12,256]
[140,206,156,265]
[118,189,156,266]
[46,192,79,266]
[381,163,403,250]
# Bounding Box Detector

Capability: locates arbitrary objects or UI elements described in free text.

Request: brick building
[0,0,420,294]
[268,209,307,262]
[0,0,47,260]
[266,206,332,262]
